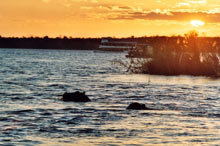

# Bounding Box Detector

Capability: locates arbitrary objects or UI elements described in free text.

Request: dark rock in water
[62,91,91,102]
[127,102,153,110]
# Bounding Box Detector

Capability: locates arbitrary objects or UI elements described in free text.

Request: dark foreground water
[1,48,220,146]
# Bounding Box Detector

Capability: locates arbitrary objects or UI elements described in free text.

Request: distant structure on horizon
[98,38,137,52]
[98,38,153,58]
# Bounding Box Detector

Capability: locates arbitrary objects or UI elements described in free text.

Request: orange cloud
[114,11,220,22]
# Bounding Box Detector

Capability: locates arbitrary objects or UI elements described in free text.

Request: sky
[1,0,220,37]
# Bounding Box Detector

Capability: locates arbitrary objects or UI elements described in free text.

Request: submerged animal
[62,91,91,102]
[127,102,153,110]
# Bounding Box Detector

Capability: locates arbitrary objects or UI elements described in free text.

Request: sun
[190,20,205,27]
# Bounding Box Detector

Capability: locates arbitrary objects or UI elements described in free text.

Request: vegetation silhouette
[0,36,100,50]
[120,31,220,77]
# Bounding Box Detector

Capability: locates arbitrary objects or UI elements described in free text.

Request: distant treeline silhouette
[0,36,100,50]
[0,35,162,50]
[0,35,186,50]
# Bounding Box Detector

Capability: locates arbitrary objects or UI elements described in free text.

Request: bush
[124,31,220,77]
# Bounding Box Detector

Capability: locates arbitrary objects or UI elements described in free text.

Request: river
[0,48,220,145]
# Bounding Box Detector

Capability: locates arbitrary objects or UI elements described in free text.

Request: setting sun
[190,20,205,27]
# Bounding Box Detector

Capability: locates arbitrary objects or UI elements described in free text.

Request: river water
[1,48,220,146]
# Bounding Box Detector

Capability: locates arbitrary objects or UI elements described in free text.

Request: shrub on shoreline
[121,31,220,77]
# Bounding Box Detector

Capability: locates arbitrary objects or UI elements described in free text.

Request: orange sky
[1,0,220,37]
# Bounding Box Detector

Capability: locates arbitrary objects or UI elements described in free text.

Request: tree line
[0,36,100,50]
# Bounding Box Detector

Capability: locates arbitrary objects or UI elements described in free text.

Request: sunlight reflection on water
[105,74,216,85]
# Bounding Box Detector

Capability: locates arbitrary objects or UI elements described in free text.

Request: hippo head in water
[62,91,91,102]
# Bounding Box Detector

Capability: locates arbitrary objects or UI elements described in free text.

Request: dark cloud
[108,11,220,23]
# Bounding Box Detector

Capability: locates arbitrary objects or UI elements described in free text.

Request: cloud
[188,0,207,4]
[54,0,220,24]
[177,2,191,7]
[109,11,220,23]
[96,5,134,12]
[177,0,207,6]
[93,5,220,23]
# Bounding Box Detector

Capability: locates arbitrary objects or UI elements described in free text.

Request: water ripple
[1,49,220,145]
